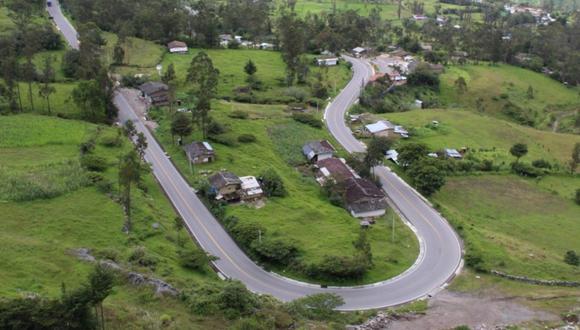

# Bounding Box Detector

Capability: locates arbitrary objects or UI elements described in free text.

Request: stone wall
[491,270,580,287]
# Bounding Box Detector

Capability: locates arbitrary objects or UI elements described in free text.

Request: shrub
[531,159,552,169]
[237,134,257,143]
[94,248,121,262]
[292,113,322,128]
[576,189,580,206]
[251,238,299,265]
[511,162,542,178]
[95,179,113,194]
[178,248,212,270]
[228,110,249,119]
[465,251,486,272]
[564,250,579,266]
[230,222,266,247]
[207,121,227,135]
[100,133,122,148]
[80,154,108,172]
[259,169,287,197]
[208,134,238,147]
[287,293,344,320]
[128,246,158,270]
[311,254,370,279]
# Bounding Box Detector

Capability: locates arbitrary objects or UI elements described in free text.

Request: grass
[378,109,580,167]
[433,174,580,281]
[103,32,166,68]
[440,63,580,129]
[289,0,409,20]
[117,48,352,102]
[0,114,226,328]
[152,101,419,285]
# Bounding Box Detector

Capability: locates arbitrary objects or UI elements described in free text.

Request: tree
[244,59,257,76]
[398,143,429,169]
[364,136,394,171]
[162,63,176,84]
[174,216,184,247]
[509,143,528,163]
[62,49,81,78]
[526,85,535,99]
[113,41,125,65]
[564,250,579,266]
[218,280,260,318]
[259,169,287,197]
[178,248,211,271]
[124,120,136,137]
[72,80,107,121]
[38,56,56,114]
[86,264,114,330]
[353,230,372,265]
[77,22,105,79]
[118,151,142,233]
[251,237,298,265]
[135,132,147,158]
[570,142,580,174]
[455,76,468,94]
[277,10,306,85]
[186,51,219,138]
[171,112,193,142]
[408,159,446,196]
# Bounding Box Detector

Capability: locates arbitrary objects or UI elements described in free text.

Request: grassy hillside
[434,175,580,281]
[0,114,224,328]
[381,109,580,167]
[151,101,419,285]
[103,32,166,68]
[440,64,580,130]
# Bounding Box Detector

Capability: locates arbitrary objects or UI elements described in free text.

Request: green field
[16,81,82,118]
[379,109,580,167]
[151,101,419,285]
[103,32,166,68]
[0,114,223,328]
[290,0,407,19]
[440,64,580,129]
[434,174,580,281]
[117,48,352,103]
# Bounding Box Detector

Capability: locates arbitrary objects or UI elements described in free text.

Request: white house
[364,121,394,136]
[352,47,366,57]
[316,56,339,66]
[239,176,264,202]
[445,148,463,159]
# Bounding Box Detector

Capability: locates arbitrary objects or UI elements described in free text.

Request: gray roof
[209,171,241,189]
[302,140,336,160]
[139,81,169,95]
[183,141,214,158]
[167,40,187,49]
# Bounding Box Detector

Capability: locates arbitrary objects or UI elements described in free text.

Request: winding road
[49,2,462,310]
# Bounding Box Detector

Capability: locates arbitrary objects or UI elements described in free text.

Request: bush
[251,238,298,265]
[465,251,486,272]
[208,134,238,147]
[100,133,122,148]
[311,254,370,279]
[207,121,227,135]
[531,159,552,169]
[564,250,579,266]
[292,113,322,128]
[94,248,121,262]
[511,162,542,178]
[259,169,287,197]
[178,248,211,271]
[229,110,249,119]
[80,154,108,172]
[576,189,580,206]
[128,246,158,270]
[237,134,257,143]
[121,75,148,88]
[230,222,266,247]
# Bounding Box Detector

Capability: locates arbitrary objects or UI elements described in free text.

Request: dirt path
[552,110,578,133]
[388,291,559,330]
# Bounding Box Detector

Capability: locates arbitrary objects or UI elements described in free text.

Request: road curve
[50,2,463,310]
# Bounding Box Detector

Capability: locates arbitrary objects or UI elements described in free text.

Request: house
[364,121,395,137]
[259,42,274,50]
[352,47,366,57]
[316,56,339,66]
[138,81,170,106]
[413,14,428,21]
[385,149,399,165]
[412,99,424,109]
[451,51,468,62]
[209,171,242,201]
[183,141,215,164]
[239,176,264,202]
[445,148,463,159]
[302,140,336,162]
[315,158,357,185]
[420,42,433,52]
[345,178,388,219]
[167,40,188,54]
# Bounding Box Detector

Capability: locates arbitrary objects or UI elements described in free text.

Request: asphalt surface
[50,2,463,310]
[46,0,79,50]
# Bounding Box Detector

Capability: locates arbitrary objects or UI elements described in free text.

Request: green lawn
[152,101,419,285]
[290,0,408,20]
[17,81,81,118]
[433,174,580,281]
[0,114,223,328]
[440,63,580,129]
[30,50,67,82]
[379,109,580,167]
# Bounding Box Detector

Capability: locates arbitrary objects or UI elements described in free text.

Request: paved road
[46,0,79,50]
[50,2,462,310]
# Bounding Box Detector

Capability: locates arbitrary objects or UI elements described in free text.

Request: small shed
[167,40,188,54]
[183,141,215,164]
[239,176,264,202]
[364,121,394,137]
[352,47,366,57]
[316,56,339,66]
[138,81,170,106]
[302,140,336,163]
